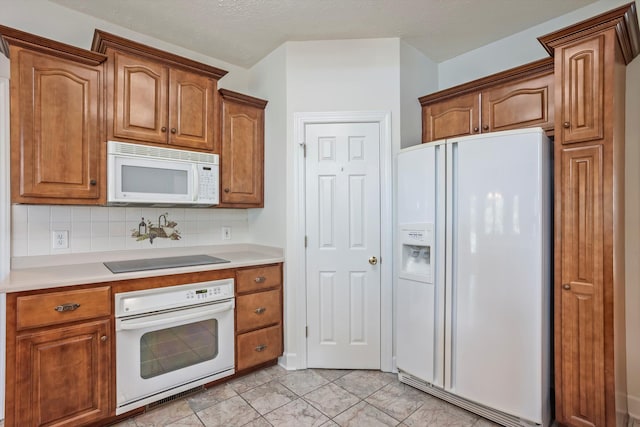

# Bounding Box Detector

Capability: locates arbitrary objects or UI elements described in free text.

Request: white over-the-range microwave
[107,141,219,207]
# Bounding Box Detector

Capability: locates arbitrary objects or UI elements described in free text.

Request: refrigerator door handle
[443,141,455,390]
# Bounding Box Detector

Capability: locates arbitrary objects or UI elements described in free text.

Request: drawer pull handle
[255,276,266,283]
[54,303,80,312]
[255,344,267,352]
[255,307,266,314]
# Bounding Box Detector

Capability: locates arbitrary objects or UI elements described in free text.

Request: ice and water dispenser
[398,223,433,283]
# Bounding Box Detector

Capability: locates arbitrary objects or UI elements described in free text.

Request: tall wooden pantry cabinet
[539,4,640,426]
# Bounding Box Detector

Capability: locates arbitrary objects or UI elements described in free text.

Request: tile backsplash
[11,205,249,257]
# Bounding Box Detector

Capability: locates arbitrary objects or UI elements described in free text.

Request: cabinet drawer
[236,265,281,293]
[236,289,281,333]
[237,324,283,371]
[16,286,111,330]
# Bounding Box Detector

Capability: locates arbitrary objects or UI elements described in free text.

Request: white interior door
[305,122,381,369]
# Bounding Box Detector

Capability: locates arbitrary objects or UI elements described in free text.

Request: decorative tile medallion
[131,213,181,244]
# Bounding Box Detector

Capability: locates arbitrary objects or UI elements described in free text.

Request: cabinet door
[422,93,480,142]
[113,51,168,144]
[168,69,215,150]
[481,72,554,133]
[12,49,102,202]
[558,35,604,144]
[15,319,111,427]
[557,146,605,426]
[220,97,265,206]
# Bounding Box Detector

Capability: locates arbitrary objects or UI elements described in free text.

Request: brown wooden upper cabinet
[556,34,605,144]
[420,58,554,142]
[218,89,268,208]
[0,26,107,205]
[92,30,227,152]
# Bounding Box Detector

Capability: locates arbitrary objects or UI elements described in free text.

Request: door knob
[562,283,571,290]
[369,256,378,265]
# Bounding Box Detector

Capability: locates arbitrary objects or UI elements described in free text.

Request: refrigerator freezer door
[446,130,548,423]
[396,144,446,386]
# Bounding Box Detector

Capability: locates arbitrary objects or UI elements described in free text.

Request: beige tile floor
[110,366,501,427]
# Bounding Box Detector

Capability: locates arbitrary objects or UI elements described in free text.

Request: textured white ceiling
[50,0,597,68]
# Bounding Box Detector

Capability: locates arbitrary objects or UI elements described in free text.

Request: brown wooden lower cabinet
[15,320,111,427]
[4,263,284,426]
[236,325,284,371]
[235,264,284,373]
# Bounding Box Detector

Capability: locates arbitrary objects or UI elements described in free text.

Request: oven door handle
[119,301,234,331]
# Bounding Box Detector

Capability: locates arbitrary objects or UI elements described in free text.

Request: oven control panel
[186,286,228,301]
[115,278,234,317]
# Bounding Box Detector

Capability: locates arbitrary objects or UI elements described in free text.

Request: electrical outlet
[222,226,231,240]
[52,230,69,249]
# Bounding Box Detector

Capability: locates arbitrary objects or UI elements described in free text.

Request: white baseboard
[628,394,640,421]
[278,352,299,370]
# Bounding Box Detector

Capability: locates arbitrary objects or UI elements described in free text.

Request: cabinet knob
[171,128,177,134]
[161,127,167,132]
[255,307,267,314]
[473,127,479,133]
[90,179,97,186]
[101,335,108,342]
[255,344,267,352]
[54,303,80,312]
[224,188,230,193]
[255,276,266,283]
[563,122,570,129]
[562,283,571,290]
[482,125,489,131]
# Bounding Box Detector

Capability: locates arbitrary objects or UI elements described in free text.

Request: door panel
[422,93,479,142]
[559,35,604,144]
[447,132,548,423]
[113,51,168,144]
[15,50,102,200]
[559,146,604,427]
[306,122,381,369]
[169,69,215,150]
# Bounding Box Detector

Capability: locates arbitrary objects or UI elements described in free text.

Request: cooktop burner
[104,255,229,274]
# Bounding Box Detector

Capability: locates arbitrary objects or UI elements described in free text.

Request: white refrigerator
[395,128,551,427]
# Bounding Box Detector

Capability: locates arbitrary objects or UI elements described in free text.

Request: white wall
[0,0,250,92]
[438,0,640,89]
[626,55,640,419]
[400,41,438,148]
[247,45,288,248]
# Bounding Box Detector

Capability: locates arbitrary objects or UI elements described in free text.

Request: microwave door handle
[192,164,199,201]
[119,301,234,331]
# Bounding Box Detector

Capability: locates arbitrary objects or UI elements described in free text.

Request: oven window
[139,319,218,379]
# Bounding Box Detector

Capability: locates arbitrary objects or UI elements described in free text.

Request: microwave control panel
[197,163,219,203]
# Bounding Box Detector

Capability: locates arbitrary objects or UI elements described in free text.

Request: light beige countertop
[0,244,284,293]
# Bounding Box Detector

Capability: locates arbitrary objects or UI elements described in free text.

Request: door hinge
[305,236,308,248]
[305,326,308,338]
[301,143,306,157]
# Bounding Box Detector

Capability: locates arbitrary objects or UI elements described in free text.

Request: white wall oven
[115,279,235,415]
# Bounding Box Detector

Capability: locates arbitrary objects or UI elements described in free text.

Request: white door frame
[292,111,393,372]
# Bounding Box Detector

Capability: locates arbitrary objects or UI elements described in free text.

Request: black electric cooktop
[103,254,230,274]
